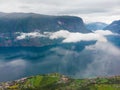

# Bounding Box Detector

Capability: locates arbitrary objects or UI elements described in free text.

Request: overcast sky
[0,0,120,23]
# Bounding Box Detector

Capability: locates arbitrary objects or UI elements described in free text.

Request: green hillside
[0,73,120,90]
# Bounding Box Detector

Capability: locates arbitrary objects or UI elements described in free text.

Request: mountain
[0,73,120,90]
[0,12,88,33]
[86,22,108,31]
[104,20,120,33]
[0,12,90,46]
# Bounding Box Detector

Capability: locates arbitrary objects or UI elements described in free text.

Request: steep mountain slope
[104,20,120,33]
[86,22,108,31]
[0,12,88,33]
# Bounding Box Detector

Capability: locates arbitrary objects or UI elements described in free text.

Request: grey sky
[0,0,119,23]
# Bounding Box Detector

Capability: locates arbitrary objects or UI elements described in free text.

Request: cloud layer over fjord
[49,30,115,43]
[16,29,116,43]
[0,30,120,81]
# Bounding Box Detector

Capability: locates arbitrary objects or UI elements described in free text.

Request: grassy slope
[1,73,120,90]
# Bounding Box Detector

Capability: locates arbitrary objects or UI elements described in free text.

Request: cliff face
[104,20,120,33]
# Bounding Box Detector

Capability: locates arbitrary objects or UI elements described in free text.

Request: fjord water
[0,36,120,82]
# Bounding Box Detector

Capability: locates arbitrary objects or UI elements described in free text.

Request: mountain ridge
[0,12,89,33]
[104,20,120,33]
[86,22,108,31]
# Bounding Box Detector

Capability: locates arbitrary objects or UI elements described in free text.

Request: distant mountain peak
[86,22,108,31]
[104,20,120,33]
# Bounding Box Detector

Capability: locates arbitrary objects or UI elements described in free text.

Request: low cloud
[16,31,46,40]
[93,30,116,35]
[16,30,116,43]
[49,30,70,39]
[49,30,115,43]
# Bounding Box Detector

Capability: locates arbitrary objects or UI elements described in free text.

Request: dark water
[0,37,120,82]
